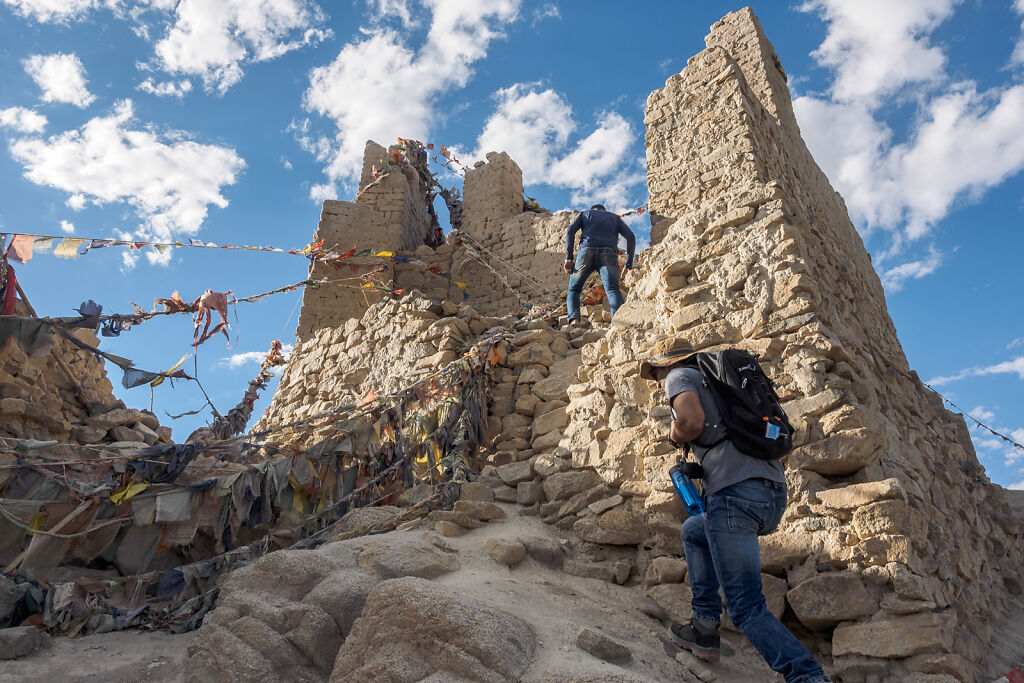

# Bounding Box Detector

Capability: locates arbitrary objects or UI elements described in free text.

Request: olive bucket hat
[638,337,697,380]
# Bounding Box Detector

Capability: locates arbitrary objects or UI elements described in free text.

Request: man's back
[565,209,636,266]
[570,210,628,249]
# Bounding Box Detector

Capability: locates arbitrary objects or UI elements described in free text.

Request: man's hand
[563,259,574,274]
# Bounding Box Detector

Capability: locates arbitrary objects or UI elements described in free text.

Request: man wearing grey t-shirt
[640,338,829,683]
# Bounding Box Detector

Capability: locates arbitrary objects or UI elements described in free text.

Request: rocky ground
[3,494,788,682]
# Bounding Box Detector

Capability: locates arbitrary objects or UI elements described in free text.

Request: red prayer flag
[6,234,35,264]
[2,265,17,315]
[426,143,434,150]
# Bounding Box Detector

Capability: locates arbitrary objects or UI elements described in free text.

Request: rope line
[924,384,1024,452]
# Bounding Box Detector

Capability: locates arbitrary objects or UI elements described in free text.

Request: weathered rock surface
[330,577,537,682]
[575,627,632,664]
[787,572,876,629]
[0,626,51,660]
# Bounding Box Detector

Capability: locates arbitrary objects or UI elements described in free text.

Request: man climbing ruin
[640,338,831,683]
[563,204,636,325]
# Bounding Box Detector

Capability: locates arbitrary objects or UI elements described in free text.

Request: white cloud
[799,0,959,104]
[793,0,1024,275]
[282,157,293,170]
[66,193,86,210]
[474,84,573,182]
[136,77,193,98]
[1008,337,1024,350]
[5,1,327,93]
[220,343,293,369]
[1010,479,1024,490]
[970,405,997,423]
[24,53,96,108]
[0,106,47,133]
[0,0,118,23]
[149,0,331,94]
[548,112,634,190]
[960,404,1024,467]
[927,356,1024,385]
[879,248,942,290]
[59,219,74,233]
[531,3,559,25]
[797,84,1024,246]
[309,182,335,203]
[368,0,417,28]
[114,228,138,271]
[472,84,645,210]
[9,99,245,249]
[302,0,521,183]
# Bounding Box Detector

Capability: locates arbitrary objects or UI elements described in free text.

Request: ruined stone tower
[558,8,1022,680]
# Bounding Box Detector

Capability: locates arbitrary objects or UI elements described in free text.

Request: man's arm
[617,217,636,268]
[565,214,583,262]
[670,390,705,444]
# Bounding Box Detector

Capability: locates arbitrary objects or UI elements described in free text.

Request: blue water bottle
[669,464,706,516]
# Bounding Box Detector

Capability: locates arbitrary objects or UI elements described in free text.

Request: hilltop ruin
[1,7,1021,682]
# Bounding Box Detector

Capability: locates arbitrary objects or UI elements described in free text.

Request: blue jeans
[566,246,623,321]
[682,478,826,683]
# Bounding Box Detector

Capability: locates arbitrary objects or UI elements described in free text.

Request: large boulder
[786,572,876,629]
[832,611,955,658]
[330,577,537,682]
[357,533,460,579]
[787,428,884,476]
[814,478,904,510]
[185,550,353,682]
[572,510,648,545]
[543,469,602,502]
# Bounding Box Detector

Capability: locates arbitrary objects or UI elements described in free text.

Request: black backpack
[683,348,793,460]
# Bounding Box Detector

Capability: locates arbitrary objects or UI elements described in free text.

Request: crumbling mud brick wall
[296,140,436,341]
[297,147,575,339]
[1,302,170,446]
[456,152,573,316]
[254,294,507,453]
[557,8,1021,682]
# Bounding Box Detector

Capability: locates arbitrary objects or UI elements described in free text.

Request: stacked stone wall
[461,152,525,240]
[254,294,507,453]
[560,8,1022,681]
[0,301,171,447]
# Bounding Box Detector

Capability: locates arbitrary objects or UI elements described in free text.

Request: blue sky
[0,1,1021,488]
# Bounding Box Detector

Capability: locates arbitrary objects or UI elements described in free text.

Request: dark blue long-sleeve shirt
[565,209,637,268]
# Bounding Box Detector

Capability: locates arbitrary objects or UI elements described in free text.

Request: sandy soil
[0,630,191,683]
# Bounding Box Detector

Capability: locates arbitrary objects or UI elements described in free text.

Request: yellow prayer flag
[150,354,189,387]
[454,281,469,291]
[26,510,47,535]
[54,238,88,259]
[375,251,394,258]
[110,480,149,505]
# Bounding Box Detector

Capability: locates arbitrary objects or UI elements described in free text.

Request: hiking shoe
[670,620,720,661]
